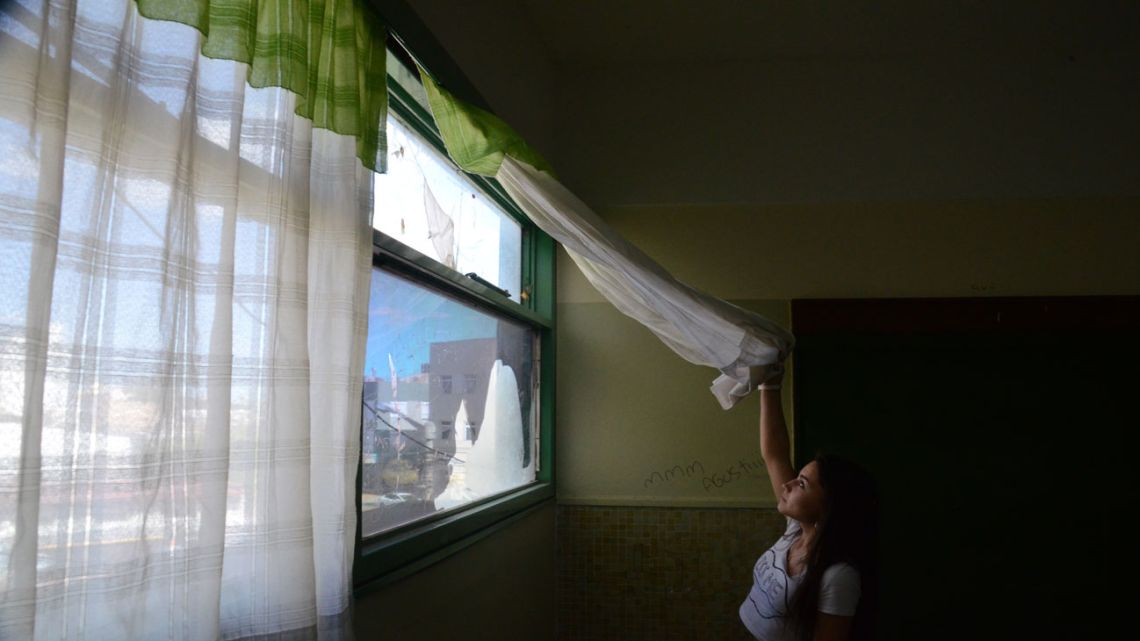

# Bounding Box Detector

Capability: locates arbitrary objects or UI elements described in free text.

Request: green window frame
[352,40,556,594]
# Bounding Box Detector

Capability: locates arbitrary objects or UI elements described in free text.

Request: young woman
[739,366,878,641]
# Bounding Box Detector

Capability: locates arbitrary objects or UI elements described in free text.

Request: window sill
[353,481,555,596]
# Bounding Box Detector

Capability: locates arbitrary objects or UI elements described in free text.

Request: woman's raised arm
[759,369,794,499]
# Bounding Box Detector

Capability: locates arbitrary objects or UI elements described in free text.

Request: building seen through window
[363,190,537,536]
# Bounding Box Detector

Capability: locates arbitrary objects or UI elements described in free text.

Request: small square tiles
[557,505,786,641]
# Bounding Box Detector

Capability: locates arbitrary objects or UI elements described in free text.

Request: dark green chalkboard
[792,298,1138,641]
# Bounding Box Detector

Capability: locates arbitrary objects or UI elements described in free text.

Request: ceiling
[516,0,1140,65]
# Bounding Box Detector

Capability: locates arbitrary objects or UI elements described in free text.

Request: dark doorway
[792,297,1139,640]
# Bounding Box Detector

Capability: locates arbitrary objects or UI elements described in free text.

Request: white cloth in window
[496,156,794,409]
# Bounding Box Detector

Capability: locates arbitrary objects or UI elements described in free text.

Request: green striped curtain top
[136,0,388,172]
[417,64,553,178]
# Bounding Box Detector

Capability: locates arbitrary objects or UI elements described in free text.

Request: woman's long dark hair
[790,454,879,641]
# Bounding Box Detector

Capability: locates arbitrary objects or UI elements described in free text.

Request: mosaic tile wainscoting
[557,505,787,641]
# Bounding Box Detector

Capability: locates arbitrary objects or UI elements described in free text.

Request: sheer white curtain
[496,156,795,409]
[0,1,370,639]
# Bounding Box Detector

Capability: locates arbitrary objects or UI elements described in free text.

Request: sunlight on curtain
[135,0,389,172]
[0,1,372,639]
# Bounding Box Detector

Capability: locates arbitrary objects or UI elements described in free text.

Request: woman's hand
[759,361,785,390]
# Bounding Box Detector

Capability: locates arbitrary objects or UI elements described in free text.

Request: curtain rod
[368,0,495,114]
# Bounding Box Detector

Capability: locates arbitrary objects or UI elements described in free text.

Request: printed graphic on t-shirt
[748,529,798,621]
[750,549,790,618]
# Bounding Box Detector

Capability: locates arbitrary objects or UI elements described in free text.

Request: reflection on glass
[374,116,522,301]
[361,269,537,537]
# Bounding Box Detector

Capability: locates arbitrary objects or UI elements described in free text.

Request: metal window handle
[464,272,510,298]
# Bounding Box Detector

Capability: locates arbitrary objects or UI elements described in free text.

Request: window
[360,269,537,536]
[375,116,523,302]
[354,45,554,587]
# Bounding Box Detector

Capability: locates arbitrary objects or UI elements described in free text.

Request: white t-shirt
[739,518,861,641]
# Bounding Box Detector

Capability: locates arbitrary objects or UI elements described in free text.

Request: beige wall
[555,201,1140,510]
[560,198,1140,304]
[551,45,1139,507]
[552,57,1140,207]
[557,297,792,507]
[354,502,556,641]
[555,196,1139,505]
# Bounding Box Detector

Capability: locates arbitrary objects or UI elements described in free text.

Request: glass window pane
[374,116,523,302]
[361,268,537,537]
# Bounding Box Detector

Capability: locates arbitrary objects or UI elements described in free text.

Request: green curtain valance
[136,0,388,172]
[417,65,553,178]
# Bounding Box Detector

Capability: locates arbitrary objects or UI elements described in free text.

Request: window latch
[464,272,510,298]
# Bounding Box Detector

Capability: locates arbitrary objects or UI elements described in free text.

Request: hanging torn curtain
[416,66,795,410]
